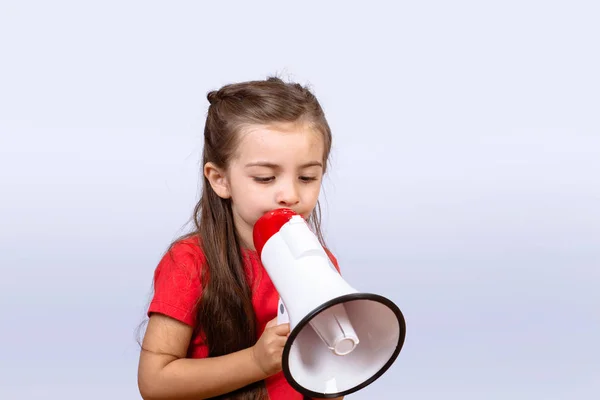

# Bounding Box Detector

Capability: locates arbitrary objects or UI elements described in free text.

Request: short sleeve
[148,239,206,327]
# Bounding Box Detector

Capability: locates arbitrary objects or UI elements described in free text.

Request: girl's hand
[251,317,290,376]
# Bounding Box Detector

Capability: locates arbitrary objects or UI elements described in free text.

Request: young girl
[137,77,344,400]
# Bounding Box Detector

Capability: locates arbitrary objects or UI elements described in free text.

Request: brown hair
[182,77,332,399]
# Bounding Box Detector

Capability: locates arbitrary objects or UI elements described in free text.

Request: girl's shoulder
[153,235,207,291]
[149,235,206,326]
[165,235,206,262]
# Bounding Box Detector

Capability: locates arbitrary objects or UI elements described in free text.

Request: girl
[137,77,344,400]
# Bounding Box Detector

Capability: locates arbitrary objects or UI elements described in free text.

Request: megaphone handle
[277,297,290,325]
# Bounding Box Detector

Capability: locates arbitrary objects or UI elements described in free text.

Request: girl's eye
[253,176,274,183]
[300,176,317,182]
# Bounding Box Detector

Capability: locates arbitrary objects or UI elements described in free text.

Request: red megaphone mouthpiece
[253,208,301,257]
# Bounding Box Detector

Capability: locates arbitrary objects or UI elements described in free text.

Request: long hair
[176,76,332,399]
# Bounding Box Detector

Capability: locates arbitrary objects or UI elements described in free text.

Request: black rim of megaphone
[281,292,406,399]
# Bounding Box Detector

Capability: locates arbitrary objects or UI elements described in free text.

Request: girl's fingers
[274,323,291,336]
[265,317,278,329]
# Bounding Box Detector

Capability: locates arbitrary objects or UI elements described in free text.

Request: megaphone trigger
[277,297,290,325]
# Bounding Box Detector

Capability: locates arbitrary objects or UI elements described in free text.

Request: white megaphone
[253,208,406,398]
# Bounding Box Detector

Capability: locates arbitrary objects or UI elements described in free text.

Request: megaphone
[253,208,406,398]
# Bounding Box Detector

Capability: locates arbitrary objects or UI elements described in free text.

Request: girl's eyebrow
[244,161,323,169]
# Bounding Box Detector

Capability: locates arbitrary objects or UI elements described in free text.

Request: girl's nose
[276,183,300,207]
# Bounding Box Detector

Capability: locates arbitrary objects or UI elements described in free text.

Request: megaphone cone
[253,208,406,398]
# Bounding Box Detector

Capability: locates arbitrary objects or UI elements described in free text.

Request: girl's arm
[138,313,269,400]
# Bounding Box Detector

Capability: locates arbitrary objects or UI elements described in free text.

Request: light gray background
[1,1,598,399]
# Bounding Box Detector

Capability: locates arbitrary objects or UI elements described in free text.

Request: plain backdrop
[1,1,599,399]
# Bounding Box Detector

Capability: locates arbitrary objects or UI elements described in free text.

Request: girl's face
[205,122,325,250]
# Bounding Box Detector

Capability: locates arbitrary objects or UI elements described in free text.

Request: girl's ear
[204,162,231,199]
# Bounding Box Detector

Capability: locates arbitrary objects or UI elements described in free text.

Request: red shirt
[148,236,341,400]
